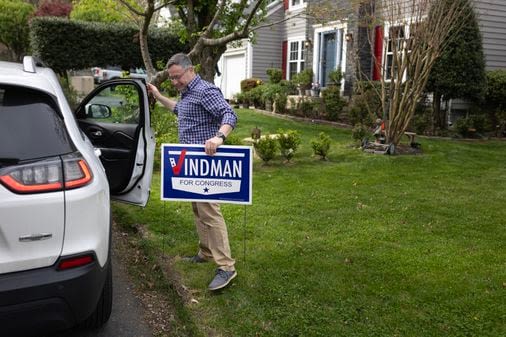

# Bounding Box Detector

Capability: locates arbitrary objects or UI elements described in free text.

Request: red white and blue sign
[161,144,253,204]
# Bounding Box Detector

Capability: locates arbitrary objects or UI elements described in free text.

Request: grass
[113,109,506,337]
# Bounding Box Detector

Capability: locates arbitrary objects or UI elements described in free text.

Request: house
[215,0,506,101]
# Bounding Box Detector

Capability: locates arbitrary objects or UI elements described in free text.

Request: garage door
[221,53,247,100]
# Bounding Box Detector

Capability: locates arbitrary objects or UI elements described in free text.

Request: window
[384,23,417,81]
[87,84,141,124]
[288,40,306,80]
[289,0,306,10]
[0,86,74,162]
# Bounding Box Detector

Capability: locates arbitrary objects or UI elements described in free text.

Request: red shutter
[373,26,383,81]
[282,41,288,80]
[283,0,289,10]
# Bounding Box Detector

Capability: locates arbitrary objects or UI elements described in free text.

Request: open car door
[75,79,155,206]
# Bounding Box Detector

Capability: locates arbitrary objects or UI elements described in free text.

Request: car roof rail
[22,56,47,73]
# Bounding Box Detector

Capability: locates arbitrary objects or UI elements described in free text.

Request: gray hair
[167,53,193,69]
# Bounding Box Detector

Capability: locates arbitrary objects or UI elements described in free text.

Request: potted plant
[311,82,320,97]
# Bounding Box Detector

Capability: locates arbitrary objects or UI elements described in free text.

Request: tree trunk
[190,45,227,83]
[432,91,448,131]
[432,91,442,131]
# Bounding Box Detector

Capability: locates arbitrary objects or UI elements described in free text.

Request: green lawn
[113,109,506,337]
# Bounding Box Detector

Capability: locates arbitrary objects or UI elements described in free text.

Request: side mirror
[86,103,112,119]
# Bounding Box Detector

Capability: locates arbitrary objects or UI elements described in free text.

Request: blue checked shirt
[174,75,237,144]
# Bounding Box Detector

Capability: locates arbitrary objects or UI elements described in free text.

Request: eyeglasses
[168,68,188,81]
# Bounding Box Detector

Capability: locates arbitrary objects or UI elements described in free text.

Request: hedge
[30,17,187,73]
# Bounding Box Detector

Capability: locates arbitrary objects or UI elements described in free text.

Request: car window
[0,85,74,163]
[86,84,141,124]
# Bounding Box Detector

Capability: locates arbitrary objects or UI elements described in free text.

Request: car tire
[83,262,113,329]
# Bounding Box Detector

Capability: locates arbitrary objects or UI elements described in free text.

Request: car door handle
[91,130,103,137]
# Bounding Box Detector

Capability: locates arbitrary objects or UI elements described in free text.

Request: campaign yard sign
[161,144,253,204]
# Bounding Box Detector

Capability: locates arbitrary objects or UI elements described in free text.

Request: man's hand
[205,136,224,155]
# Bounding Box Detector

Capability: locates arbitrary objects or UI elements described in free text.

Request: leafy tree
[118,0,304,85]
[426,0,486,130]
[70,0,133,23]
[34,0,72,17]
[0,0,35,61]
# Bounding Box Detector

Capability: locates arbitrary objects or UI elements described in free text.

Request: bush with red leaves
[34,0,72,18]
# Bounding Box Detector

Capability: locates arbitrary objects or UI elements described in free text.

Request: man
[147,53,237,291]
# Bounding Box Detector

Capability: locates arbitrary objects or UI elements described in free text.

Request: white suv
[0,57,155,336]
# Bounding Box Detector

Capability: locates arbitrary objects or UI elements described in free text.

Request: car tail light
[58,254,94,270]
[0,153,93,194]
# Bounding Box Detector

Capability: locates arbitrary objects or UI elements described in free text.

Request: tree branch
[118,0,145,17]
[203,0,227,38]
[240,0,266,36]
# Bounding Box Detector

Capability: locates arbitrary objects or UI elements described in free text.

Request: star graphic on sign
[203,187,209,193]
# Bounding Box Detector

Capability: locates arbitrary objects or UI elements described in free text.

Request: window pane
[0,86,74,161]
[88,84,140,124]
[289,63,298,79]
[290,42,299,60]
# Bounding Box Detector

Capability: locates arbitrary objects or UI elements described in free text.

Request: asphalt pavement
[47,249,153,337]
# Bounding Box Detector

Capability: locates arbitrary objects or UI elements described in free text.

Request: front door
[319,30,342,87]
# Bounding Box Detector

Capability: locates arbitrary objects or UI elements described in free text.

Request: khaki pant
[191,202,235,272]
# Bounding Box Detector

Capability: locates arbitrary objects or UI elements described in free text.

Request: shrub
[484,70,506,129]
[150,105,178,170]
[277,129,301,162]
[280,79,297,95]
[454,114,486,137]
[224,133,244,146]
[293,68,313,91]
[254,135,278,164]
[151,105,178,148]
[311,132,331,160]
[240,78,263,92]
[248,85,264,108]
[262,83,282,102]
[322,86,345,121]
[34,0,72,18]
[274,92,288,114]
[328,69,343,87]
[410,113,431,135]
[299,98,316,118]
[0,0,35,61]
[454,117,473,138]
[30,17,186,74]
[349,83,381,126]
[266,68,282,84]
[352,124,370,143]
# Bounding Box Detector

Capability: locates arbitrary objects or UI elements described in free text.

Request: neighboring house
[215,1,285,99]
[216,0,506,101]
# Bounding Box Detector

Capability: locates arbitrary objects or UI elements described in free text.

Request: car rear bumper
[0,252,109,336]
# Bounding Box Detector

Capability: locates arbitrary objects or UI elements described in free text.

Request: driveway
[47,243,154,337]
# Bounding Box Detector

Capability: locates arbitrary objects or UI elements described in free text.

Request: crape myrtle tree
[425,0,486,131]
[355,0,474,149]
[117,0,302,86]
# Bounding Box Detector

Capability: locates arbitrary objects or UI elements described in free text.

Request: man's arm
[201,87,237,155]
[147,83,177,111]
